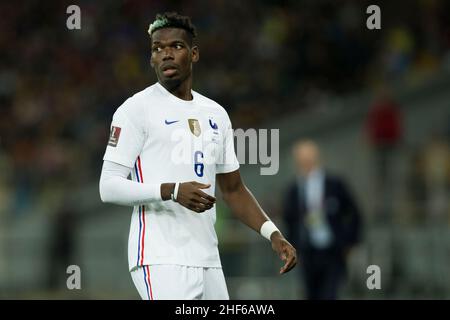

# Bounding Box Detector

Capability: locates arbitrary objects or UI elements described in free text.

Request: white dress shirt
[301,169,333,249]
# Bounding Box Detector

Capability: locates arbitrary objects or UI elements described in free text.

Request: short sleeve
[216,114,240,174]
[103,108,145,168]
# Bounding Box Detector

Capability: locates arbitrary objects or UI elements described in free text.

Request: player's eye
[152,46,162,52]
[174,44,183,50]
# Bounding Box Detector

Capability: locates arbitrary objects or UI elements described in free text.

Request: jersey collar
[155,82,197,106]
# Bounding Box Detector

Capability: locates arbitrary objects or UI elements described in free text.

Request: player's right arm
[99,106,215,211]
[99,161,215,211]
[99,160,160,206]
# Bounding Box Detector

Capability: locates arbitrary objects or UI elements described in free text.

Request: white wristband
[172,182,180,202]
[260,221,279,241]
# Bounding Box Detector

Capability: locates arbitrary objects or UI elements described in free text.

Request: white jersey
[103,82,240,271]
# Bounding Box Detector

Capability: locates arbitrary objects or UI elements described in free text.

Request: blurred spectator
[383,26,415,80]
[407,150,428,224]
[47,204,78,291]
[421,135,450,223]
[283,140,362,300]
[365,86,403,221]
[407,135,450,225]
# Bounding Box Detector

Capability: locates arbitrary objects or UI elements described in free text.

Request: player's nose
[162,48,174,60]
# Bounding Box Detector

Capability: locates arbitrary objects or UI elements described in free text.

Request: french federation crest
[188,119,201,137]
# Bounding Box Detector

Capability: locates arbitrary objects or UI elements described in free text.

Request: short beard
[160,77,183,91]
[159,69,190,92]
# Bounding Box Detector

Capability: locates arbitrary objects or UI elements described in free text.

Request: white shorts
[130,264,229,300]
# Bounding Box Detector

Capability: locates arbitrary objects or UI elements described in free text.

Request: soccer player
[99,12,297,300]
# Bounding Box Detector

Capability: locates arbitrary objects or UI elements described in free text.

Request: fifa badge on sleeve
[108,126,122,147]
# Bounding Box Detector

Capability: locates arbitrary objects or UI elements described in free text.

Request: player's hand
[270,232,297,274]
[176,181,216,213]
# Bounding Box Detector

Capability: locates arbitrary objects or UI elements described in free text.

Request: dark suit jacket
[283,172,362,257]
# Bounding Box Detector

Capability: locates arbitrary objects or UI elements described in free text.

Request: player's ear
[191,46,199,63]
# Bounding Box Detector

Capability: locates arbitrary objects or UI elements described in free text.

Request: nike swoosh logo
[165,120,179,125]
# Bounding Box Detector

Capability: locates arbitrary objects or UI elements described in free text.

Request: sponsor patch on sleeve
[108,126,121,147]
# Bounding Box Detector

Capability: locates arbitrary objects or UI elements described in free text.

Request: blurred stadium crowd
[1,0,450,298]
[1,0,450,217]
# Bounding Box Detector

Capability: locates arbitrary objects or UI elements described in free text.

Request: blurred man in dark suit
[283,140,362,300]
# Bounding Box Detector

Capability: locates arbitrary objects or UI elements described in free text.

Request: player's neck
[160,77,193,101]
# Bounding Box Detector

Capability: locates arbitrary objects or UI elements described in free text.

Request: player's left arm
[217,169,297,274]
